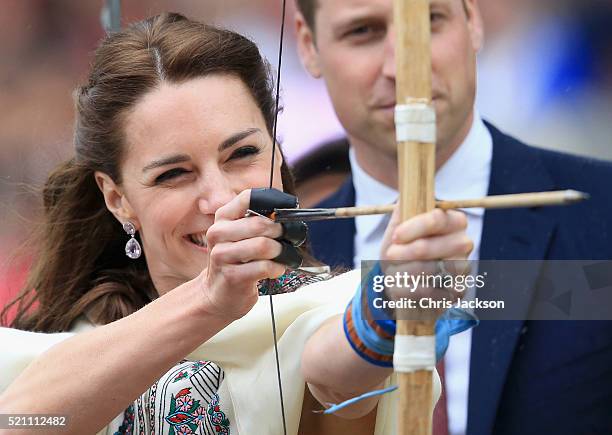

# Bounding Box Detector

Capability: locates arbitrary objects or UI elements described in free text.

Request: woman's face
[113,75,282,294]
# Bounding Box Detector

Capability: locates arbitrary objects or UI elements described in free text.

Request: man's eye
[342,23,385,43]
[229,146,261,160]
[348,25,371,36]
[431,12,445,23]
[154,168,190,183]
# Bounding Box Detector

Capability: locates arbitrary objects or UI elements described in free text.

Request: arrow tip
[565,190,590,203]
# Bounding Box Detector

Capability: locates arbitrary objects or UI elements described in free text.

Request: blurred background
[1,0,611,311]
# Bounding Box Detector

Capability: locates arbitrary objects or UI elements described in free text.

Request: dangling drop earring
[123,221,142,259]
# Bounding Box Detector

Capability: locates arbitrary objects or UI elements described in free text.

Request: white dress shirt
[350,113,493,435]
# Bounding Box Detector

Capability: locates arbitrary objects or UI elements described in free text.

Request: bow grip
[250,188,298,217]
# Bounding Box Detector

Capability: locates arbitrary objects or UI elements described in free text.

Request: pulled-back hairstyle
[2,13,296,332]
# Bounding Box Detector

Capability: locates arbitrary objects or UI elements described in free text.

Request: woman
[0,13,474,434]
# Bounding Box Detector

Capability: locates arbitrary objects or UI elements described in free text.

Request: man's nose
[197,172,236,215]
[382,27,396,79]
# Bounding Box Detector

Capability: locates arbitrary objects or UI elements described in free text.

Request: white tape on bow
[395,103,436,143]
[393,334,436,373]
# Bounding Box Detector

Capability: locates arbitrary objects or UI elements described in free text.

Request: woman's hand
[379,206,473,318]
[199,189,287,321]
[0,191,284,431]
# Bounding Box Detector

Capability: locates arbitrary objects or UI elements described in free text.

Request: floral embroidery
[207,394,230,434]
[114,404,134,435]
[114,359,225,434]
[165,388,199,434]
[172,360,208,383]
[164,386,229,435]
[258,270,327,296]
[192,406,207,426]
[176,425,194,435]
[172,371,189,383]
[176,395,194,412]
[190,361,207,373]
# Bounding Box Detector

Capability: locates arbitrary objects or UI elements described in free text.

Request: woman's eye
[229,146,261,160]
[154,168,190,184]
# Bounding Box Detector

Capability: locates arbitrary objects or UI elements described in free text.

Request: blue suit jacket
[307,123,612,435]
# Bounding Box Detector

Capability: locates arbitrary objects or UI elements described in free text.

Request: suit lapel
[467,124,557,435]
[307,176,356,269]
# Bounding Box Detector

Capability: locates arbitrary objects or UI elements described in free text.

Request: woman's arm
[302,208,472,418]
[0,279,230,434]
[0,191,286,434]
[302,314,391,419]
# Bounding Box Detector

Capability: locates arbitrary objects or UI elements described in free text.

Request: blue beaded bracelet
[343,262,479,366]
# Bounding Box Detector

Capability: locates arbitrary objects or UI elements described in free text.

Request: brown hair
[2,13,297,332]
[296,0,318,30]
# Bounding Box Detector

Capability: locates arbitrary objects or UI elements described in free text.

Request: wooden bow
[394,0,437,433]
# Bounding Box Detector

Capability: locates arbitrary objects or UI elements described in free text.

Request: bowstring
[269,0,288,434]
[269,0,286,188]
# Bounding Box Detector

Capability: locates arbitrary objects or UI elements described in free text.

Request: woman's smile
[184,231,208,251]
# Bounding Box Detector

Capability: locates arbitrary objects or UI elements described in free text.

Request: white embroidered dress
[106,358,228,435]
[0,269,441,434]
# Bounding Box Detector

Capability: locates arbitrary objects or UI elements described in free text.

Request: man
[294,0,612,434]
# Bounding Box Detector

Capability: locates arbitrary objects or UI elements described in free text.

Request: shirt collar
[350,147,398,241]
[350,112,492,240]
[435,113,492,215]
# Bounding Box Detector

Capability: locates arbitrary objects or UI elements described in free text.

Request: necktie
[433,359,449,435]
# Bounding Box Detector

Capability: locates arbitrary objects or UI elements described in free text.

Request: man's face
[296,0,484,160]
